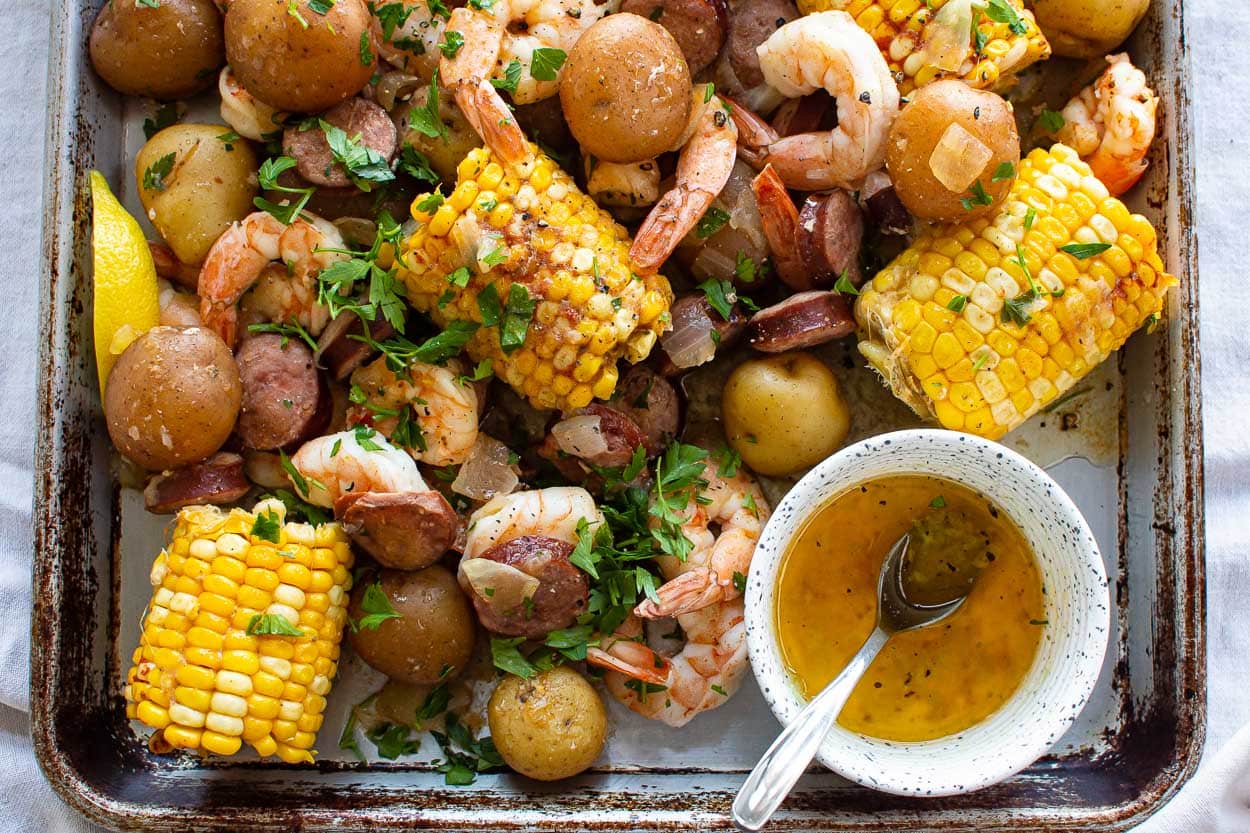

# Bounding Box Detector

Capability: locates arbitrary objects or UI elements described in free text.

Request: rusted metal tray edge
[29,0,1206,829]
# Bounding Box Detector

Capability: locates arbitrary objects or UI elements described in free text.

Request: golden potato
[722,353,850,477]
[135,124,259,266]
[225,0,377,113]
[105,326,242,471]
[559,13,692,163]
[885,80,1019,223]
[1032,0,1149,58]
[89,0,225,100]
[488,666,607,781]
[347,566,476,685]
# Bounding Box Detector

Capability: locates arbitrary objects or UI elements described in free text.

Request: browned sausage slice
[747,290,856,352]
[471,536,589,638]
[143,452,250,514]
[235,334,325,451]
[609,365,682,456]
[860,171,913,236]
[797,190,865,287]
[620,0,728,74]
[335,490,460,570]
[283,97,398,188]
[727,0,798,89]
[314,312,397,381]
[553,404,649,468]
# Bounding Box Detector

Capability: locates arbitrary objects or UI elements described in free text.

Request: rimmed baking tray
[32,0,1203,829]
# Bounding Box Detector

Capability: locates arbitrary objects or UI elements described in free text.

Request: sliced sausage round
[797,190,865,287]
[283,97,399,188]
[143,452,250,514]
[315,312,396,381]
[860,171,912,237]
[747,290,856,353]
[554,404,649,468]
[610,365,682,455]
[335,490,460,570]
[621,0,728,74]
[472,536,589,638]
[235,334,325,451]
[727,0,798,89]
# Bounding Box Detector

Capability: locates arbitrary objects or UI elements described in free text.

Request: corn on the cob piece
[124,500,354,762]
[795,0,1050,94]
[855,144,1176,440]
[399,144,673,413]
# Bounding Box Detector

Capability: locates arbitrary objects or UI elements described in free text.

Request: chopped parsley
[695,206,730,239]
[322,120,396,191]
[1060,242,1113,259]
[372,2,413,39]
[698,278,736,321]
[246,613,304,636]
[1038,109,1065,133]
[832,269,859,297]
[359,30,375,65]
[946,294,968,313]
[409,69,448,140]
[930,495,947,509]
[438,29,464,58]
[397,143,439,186]
[983,0,1027,35]
[491,59,523,94]
[141,152,176,192]
[529,47,567,81]
[254,155,315,224]
[142,103,179,140]
[250,509,282,544]
[960,180,994,211]
[499,283,536,353]
[992,161,1016,182]
[247,317,318,351]
[351,581,403,631]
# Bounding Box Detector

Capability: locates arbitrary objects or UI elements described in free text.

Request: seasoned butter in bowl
[745,429,1110,796]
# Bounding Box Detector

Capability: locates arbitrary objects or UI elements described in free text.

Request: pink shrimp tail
[635,569,728,619]
[1089,155,1148,197]
[586,642,671,686]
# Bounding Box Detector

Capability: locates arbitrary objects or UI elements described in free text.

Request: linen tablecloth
[0,0,1245,828]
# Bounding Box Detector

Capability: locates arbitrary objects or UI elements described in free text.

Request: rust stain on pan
[31,0,1205,831]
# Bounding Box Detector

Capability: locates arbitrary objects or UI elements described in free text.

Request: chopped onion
[552,415,609,460]
[661,300,718,368]
[452,434,519,501]
[374,71,423,112]
[928,122,993,193]
[459,558,540,614]
[918,0,974,73]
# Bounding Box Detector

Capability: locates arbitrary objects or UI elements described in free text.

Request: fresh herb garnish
[141,152,176,192]
[832,269,859,297]
[254,155,315,224]
[1038,109,1065,133]
[946,294,968,313]
[490,59,523,94]
[250,509,282,544]
[499,283,536,353]
[529,47,567,81]
[247,317,319,351]
[322,120,396,191]
[245,613,304,636]
[352,581,403,631]
[960,180,994,211]
[984,0,1027,35]
[695,206,730,239]
[142,103,179,140]
[992,161,1016,181]
[698,278,736,321]
[1060,242,1113,259]
[409,69,448,141]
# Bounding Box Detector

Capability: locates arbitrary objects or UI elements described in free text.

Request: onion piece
[452,434,519,501]
[459,558,540,615]
[661,298,719,369]
[374,71,423,112]
[918,0,974,73]
[928,122,993,193]
[552,415,609,460]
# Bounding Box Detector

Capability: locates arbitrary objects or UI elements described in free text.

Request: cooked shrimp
[238,262,331,338]
[587,600,749,727]
[630,94,739,274]
[348,356,480,468]
[198,211,343,348]
[157,280,202,328]
[439,6,530,164]
[372,0,446,81]
[218,66,285,142]
[726,97,779,169]
[1053,53,1158,196]
[754,11,899,191]
[586,158,661,208]
[462,486,604,558]
[289,429,429,508]
[750,164,807,289]
[636,463,770,618]
[494,0,618,104]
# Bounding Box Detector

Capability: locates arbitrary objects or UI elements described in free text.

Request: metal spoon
[732,526,977,832]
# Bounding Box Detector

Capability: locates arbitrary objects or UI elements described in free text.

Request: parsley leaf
[254,155,315,224]
[832,270,859,297]
[992,161,1016,182]
[352,581,403,631]
[397,143,440,186]
[250,509,282,544]
[322,120,396,191]
[500,283,535,353]
[366,723,420,759]
[142,103,179,140]
[698,278,736,321]
[372,1,412,39]
[960,180,994,211]
[695,206,730,239]
[1038,109,1065,133]
[490,59,524,94]
[247,317,319,352]
[529,47,567,81]
[369,320,480,370]
[246,613,304,636]
[259,488,331,525]
[649,442,709,562]
[1060,242,1113,259]
[438,29,464,58]
[409,70,448,140]
[946,294,968,313]
[983,0,1027,35]
[141,152,176,192]
[491,636,537,678]
[359,30,375,65]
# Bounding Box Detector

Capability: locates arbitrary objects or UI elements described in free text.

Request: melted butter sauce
[774,475,1045,742]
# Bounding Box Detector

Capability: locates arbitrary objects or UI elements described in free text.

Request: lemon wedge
[90,170,160,392]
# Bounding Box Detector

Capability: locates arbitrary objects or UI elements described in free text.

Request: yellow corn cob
[124,500,353,762]
[855,144,1176,440]
[796,0,1051,94]
[399,144,673,413]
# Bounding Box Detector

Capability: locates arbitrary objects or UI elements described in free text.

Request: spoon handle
[732,627,890,832]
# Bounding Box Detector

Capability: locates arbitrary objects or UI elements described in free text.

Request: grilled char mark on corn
[855,144,1176,439]
[796,0,1051,94]
[401,144,674,414]
[124,500,354,762]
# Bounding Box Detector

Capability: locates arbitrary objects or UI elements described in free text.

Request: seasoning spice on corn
[796,0,1051,94]
[399,144,673,413]
[855,143,1176,439]
[124,500,354,762]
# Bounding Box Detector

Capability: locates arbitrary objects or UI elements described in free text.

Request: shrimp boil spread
[86,0,1170,781]
[775,476,1045,742]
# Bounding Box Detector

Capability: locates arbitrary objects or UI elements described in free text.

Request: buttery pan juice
[774,475,1045,742]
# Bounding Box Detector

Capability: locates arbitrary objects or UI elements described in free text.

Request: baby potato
[722,352,850,477]
[347,566,477,685]
[885,80,1019,223]
[135,124,259,266]
[105,326,242,471]
[488,666,607,781]
[1031,0,1149,58]
[559,13,692,163]
[225,0,377,113]
[89,0,225,100]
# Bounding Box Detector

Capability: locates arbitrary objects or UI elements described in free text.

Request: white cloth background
[0,0,1244,829]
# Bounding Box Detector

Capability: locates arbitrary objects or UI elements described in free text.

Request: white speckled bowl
[745,429,1110,797]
